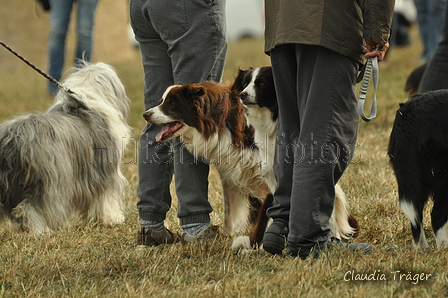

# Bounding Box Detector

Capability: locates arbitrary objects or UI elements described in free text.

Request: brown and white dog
[143,69,356,250]
[144,81,272,241]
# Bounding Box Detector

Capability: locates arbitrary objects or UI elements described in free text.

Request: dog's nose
[239,91,248,100]
[143,111,152,122]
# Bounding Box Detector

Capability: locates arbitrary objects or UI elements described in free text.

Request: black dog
[388,90,448,249]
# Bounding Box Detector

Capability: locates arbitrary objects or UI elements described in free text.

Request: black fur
[388,90,448,248]
[233,67,278,121]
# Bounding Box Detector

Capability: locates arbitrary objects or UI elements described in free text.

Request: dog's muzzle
[143,111,152,122]
[239,91,248,101]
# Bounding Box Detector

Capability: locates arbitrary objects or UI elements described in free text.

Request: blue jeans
[413,0,447,61]
[268,45,359,248]
[47,0,98,94]
[419,1,448,91]
[130,0,227,227]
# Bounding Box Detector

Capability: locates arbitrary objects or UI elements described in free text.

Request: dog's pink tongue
[155,126,168,142]
[155,122,182,142]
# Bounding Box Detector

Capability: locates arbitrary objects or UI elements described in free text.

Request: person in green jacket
[261,0,394,259]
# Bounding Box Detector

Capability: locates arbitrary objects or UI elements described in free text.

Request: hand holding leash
[365,41,388,61]
[357,42,388,122]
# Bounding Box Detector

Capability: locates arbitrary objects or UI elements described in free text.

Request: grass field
[1,27,448,297]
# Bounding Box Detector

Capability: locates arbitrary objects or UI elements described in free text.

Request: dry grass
[1,28,448,297]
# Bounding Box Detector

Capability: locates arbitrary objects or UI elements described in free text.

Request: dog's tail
[330,184,358,239]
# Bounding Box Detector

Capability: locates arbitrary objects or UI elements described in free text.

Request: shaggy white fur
[0,62,131,234]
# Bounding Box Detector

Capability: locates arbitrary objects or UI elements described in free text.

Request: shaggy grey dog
[0,61,131,234]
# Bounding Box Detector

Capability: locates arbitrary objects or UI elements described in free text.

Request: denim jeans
[130,0,227,227]
[413,0,447,61]
[268,44,359,247]
[47,0,98,94]
[419,1,448,92]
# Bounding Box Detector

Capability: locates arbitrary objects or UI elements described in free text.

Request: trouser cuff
[179,213,211,226]
[139,210,166,224]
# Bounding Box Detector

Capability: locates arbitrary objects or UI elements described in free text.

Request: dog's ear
[181,84,205,100]
[231,68,249,92]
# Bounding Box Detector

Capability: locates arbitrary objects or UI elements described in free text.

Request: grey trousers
[268,44,360,246]
[130,0,227,226]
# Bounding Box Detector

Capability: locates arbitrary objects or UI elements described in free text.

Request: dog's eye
[255,79,265,88]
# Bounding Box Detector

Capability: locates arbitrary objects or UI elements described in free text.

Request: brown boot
[137,226,180,246]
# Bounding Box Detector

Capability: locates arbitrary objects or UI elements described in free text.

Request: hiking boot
[262,219,289,255]
[286,237,372,260]
[181,224,224,243]
[137,226,179,246]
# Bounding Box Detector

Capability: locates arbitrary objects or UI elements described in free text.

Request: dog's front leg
[221,178,250,236]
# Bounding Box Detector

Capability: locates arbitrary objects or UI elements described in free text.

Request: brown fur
[144,81,270,240]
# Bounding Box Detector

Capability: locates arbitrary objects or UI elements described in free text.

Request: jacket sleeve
[359,0,395,45]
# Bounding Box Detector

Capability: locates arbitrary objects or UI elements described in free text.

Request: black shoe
[262,219,288,255]
[286,237,372,260]
[285,241,320,260]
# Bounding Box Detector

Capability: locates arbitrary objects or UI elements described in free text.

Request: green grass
[1,28,448,297]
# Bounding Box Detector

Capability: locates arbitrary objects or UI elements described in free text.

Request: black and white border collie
[231,67,357,251]
[235,67,278,193]
[388,90,448,249]
[143,68,356,250]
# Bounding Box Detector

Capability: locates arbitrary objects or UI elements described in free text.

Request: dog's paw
[231,235,256,254]
[101,211,125,226]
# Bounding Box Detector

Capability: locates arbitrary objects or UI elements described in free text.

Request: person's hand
[364,40,389,62]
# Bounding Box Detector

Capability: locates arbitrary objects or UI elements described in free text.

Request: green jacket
[264,0,394,63]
